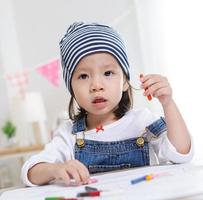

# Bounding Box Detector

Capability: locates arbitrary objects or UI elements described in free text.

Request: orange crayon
[140,74,152,101]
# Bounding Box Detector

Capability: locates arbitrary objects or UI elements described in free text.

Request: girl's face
[71,52,129,118]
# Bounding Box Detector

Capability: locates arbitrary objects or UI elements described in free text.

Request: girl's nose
[90,77,104,92]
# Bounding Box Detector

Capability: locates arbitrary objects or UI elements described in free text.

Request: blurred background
[0,0,203,189]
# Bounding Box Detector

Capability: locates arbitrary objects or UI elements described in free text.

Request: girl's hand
[52,159,90,186]
[140,74,173,106]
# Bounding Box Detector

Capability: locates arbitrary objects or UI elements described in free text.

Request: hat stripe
[67,40,128,77]
[64,36,128,71]
[61,28,125,59]
[63,24,124,47]
[60,26,126,68]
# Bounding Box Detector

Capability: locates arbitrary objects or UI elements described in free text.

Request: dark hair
[68,82,133,122]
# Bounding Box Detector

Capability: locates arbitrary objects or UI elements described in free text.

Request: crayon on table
[69,177,98,186]
[131,174,154,185]
[87,178,98,184]
[45,197,80,200]
[77,191,101,197]
[45,197,63,200]
[85,186,98,192]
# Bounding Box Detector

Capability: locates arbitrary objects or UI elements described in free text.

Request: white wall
[0,0,22,126]
[135,0,203,161]
[0,0,137,133]
[1,0,202,156]
[162,0,203,161]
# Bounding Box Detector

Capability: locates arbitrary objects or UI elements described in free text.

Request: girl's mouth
[92,97,107,109]
[92,98,107,104]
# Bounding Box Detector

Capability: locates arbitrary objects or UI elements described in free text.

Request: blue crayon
[131,174,154,185]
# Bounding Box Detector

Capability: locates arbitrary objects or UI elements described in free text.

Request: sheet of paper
[1,163,203,200]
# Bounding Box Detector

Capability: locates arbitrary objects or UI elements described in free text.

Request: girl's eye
[104,71,114,76]
[79,74,88,80]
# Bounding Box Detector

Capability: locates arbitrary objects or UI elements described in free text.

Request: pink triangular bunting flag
[36,59,60,87]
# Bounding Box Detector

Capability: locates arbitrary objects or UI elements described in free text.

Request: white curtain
[133,0,203,161]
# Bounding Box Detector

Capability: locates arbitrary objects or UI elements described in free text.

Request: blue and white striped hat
[59,22,130,93]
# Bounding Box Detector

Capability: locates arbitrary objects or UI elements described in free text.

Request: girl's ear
[123,79,129,92]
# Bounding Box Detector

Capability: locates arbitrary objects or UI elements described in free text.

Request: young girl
[21,22,193,186]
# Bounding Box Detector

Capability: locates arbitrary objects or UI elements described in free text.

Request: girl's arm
[28,162,55,185]
[140,74,191,154]
[162,98,191,154]
[22,122,90,186]
[28,160,90,186]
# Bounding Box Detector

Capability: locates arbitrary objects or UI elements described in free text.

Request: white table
[1,162,203,200]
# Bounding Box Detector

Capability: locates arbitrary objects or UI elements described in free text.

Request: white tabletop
[1,162,203,200]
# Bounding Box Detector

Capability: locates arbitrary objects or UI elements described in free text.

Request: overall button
[76,139,85,148]
[135,137,145,147]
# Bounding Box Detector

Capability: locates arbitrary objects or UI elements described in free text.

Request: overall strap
[144,117,167,139]
[72,117,86,134]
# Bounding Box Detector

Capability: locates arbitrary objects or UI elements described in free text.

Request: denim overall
[72,117,167,173]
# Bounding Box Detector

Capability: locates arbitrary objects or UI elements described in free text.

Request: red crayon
[77,191,101,197]
[140,74,152,101]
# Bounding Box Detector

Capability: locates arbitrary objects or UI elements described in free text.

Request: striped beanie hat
[59,22,130,93]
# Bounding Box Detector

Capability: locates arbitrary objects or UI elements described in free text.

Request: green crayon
[45,197,63,200]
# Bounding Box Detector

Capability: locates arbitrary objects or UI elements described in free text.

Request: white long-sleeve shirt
[21,108,193,186]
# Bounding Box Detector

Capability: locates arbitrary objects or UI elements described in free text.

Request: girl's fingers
[153,86,172,98]
[141,75,168,89]
[143,82,170,96]
[140,74,172,105]
[66,164,82,184]
[74,160,90,183]
[140,74,167,83]
[53,160,90,186]
[61,171,71,185]
[55,169,71,185]
[65,160,90,184]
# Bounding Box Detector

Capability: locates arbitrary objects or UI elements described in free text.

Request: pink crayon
[88,178,98,184]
